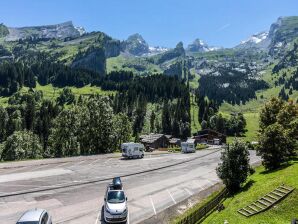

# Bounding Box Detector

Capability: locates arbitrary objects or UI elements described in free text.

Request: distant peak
[186,38,218,53]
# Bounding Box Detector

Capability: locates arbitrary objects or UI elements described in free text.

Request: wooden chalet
[193,129,226,145]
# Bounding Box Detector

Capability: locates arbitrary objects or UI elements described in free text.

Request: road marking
[104,158,113,164]
[56,162,70,168]
[184,188,192,196]
[150,195,157,215]
[30,164,51,171]
[127,210,130,224]
[94,207,101,224]
[199,185,205,190]
[142,157,164,161]
[0,168,72,183]
[68,160,85,168]
[89,159,101,166]
[167,189,176,204]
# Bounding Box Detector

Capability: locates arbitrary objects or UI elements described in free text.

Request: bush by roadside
[168,147,181,153]
[196,144,209,150]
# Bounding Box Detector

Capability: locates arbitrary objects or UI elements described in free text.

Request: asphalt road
[0,148,260,224]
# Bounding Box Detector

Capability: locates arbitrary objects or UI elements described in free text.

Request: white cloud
[217,23,231,32]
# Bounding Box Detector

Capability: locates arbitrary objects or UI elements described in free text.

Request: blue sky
[0,0,297,48]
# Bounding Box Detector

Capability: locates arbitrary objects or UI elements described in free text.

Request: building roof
[186,138,196,143]
[169,138,181,144]
[18,209,45,222]
[195,129,226,137]
[140,134,165,143]
[165,135,172,139]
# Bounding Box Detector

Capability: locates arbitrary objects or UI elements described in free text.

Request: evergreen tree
[162,101,172,134]
[150,111,156,133]
[112,113,132,150]
[0,107,8,142]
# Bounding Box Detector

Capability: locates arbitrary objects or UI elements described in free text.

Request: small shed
[193,129,226,145]
[140,134,169,150]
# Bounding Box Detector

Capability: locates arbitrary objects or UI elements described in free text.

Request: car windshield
[107,191,125,203]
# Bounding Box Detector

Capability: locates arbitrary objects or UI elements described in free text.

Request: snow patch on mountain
[240,32,268,45]
[186,38,220,53]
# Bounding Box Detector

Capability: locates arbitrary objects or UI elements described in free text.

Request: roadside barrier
[176,188,227,224]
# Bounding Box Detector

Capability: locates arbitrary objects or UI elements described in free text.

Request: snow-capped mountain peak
[186,38,220,53]
[240,31,268,45]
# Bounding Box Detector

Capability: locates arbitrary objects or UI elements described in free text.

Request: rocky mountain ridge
[4,21,84,41]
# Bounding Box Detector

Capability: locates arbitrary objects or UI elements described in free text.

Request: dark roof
[195,129,226,137]
[140,134,165,143]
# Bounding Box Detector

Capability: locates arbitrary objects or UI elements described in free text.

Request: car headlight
[105,207,111,214]
[122,208,127,214]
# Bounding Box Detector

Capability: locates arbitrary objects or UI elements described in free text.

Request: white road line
[150,195,157,215]
[68,160,85,168]
[167,189,176,204]
[184,188,192,196]
[127,210,130,224]
[104,158,113,164]
[94,208,101,224]
[56,162,70,168]
[199,185,205,191]
[89,159,101,166]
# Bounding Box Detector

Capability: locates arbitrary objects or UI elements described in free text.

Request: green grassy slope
[219,63,298,142]
[0,83,115,107]
[107,55,162,74]
[204,160,298,224]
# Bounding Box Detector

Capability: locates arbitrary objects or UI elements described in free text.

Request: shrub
[216,140,250,193]
[2,131,42,161]
[196,144,209,150]
[257,123,295,170]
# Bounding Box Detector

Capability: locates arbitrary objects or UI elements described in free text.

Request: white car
[103,178,128,223]
[17,208,52,224]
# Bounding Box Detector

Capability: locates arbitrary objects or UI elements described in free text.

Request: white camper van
[121,142,145,159]
[181,141,196,153]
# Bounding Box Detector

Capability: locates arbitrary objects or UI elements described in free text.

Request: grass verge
[203,159,298,224]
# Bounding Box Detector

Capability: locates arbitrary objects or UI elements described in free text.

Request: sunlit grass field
[204,160,298,224]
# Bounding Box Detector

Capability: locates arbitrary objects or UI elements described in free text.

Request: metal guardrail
[176,188,227,224]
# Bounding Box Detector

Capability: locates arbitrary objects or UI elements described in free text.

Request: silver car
[17,208,52,224]
[104,183,128,223]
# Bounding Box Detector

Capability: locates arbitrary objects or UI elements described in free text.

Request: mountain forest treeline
[0,71,191,161]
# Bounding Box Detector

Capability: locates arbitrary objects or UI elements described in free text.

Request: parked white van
[181,141,196,153]
[121,143,145,159]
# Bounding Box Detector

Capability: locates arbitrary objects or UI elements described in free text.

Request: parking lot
[0,148,260,224]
